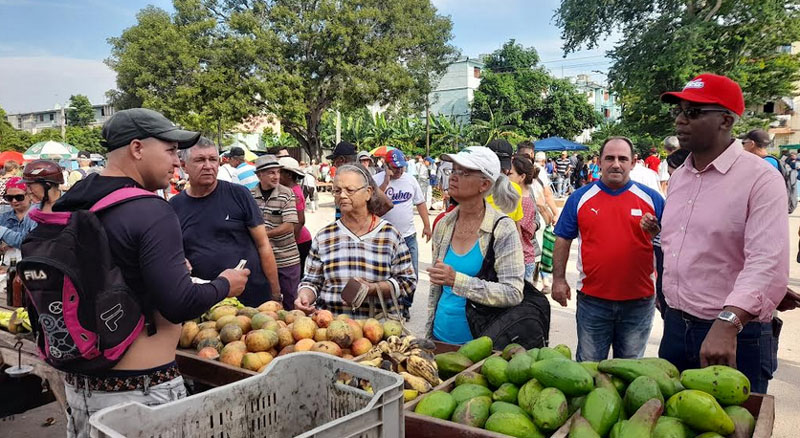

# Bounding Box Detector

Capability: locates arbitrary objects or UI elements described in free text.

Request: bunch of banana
[0,308,30,333]
[202,297,243,320]
[356,335,441,395]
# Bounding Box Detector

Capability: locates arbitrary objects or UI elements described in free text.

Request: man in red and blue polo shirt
[552,137,665,361]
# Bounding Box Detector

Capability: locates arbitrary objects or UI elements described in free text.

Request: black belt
[666,307,713,323]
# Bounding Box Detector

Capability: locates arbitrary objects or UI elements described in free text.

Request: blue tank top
[433,240,484,344]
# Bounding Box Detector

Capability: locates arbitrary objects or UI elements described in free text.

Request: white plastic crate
[89,352,404,438]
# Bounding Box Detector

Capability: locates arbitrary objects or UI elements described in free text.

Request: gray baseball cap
[101,108,201,151]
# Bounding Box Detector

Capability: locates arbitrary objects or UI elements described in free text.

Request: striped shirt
[251,184,300,268]
[426,202,525,338]
[299,219,417,317]
[555,158,571,176]
[235,162,258,190]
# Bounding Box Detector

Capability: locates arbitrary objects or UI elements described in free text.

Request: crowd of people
[4,73,798,437]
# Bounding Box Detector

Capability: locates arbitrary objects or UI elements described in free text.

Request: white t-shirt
[630,164,662,194]
[535,164,550,189]
[218,164,236,182]
[373,171,424,237]
[658,160,670,182]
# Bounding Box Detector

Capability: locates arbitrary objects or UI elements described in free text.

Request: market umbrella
[23,141,79,160]
[0,151,24,166]
[533,136,589,152]
[368,145,397,158]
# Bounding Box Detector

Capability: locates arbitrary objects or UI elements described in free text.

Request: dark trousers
[658,307,779,393]
[298,240,312,276]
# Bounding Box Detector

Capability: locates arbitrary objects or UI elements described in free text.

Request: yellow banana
[401,372,432,393]
[357,357,383,367]
[403,389,419,402]
[407,354,440,386]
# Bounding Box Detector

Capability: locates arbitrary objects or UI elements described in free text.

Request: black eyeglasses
[3,194,25,202]
[670,107,731,120]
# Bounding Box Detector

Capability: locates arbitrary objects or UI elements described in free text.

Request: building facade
[573,74,621,122]
[6,103,115,134]
[428,57,484,124]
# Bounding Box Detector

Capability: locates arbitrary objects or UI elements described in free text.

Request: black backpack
[19,188,159,373]
[466,217,551,350]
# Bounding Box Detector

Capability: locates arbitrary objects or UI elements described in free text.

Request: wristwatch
[717,311,743,333]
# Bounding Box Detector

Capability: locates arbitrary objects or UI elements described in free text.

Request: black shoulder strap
[476,216,514,283]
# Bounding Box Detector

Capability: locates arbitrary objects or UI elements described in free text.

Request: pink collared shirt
[661,140,788,321]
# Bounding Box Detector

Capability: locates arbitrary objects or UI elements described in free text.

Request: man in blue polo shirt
[552,137,665,361]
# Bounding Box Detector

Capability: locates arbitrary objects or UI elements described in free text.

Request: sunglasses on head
[3,194,25,202]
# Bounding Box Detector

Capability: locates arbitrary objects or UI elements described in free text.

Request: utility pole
[335,109,341,145]
[425,94,430,156]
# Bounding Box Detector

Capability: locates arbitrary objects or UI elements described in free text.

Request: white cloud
[0,57,117,113]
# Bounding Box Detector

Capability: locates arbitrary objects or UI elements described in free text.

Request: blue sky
[0,0,615,113]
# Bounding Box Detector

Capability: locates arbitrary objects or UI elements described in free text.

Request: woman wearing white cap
[425,146,525,344]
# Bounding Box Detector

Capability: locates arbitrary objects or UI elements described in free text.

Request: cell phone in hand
[235,259,247,270]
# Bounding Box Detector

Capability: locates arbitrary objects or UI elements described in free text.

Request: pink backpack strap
[29,208,71,225]
[90,187,159,213]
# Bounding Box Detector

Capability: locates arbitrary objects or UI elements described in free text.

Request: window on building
[604,109,610,118]
[39,114,44,122]
[100,107,105,116]
[49,113,54,121]
[764,102,775,113]
[473,67,481,78]
[603,91,610,101]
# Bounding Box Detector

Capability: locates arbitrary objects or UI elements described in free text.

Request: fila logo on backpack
[19,188,161,373]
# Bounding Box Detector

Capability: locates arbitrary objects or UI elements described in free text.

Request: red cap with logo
[660,73,745,117]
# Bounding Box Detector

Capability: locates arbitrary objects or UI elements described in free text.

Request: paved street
[305,191,800,437]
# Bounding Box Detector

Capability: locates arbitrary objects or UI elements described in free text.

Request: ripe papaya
[666,389,735,435]
[531,358,595,396]
[680,365,750,406]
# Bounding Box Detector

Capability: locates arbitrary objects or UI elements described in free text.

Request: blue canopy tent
[534,136,589,152]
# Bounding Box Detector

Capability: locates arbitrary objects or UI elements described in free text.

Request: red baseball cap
[661,73,744,117]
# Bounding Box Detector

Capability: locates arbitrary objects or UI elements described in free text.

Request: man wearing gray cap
[251,154,302,310]
[51,108,250,438]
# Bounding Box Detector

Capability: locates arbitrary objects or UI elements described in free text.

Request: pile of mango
[179,298,405,372]
[417,340,757,438]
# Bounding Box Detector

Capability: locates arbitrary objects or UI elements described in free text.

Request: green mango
[569,414,601,438]
[618,399,663,438]
[531,358,595,396]
[624,375,664,417]
[609,421,625,438]
[493,382,520,403]
[554,343,572,359]
[503,343,527,360]
[527,347,540,361]
[450,383,493,404]
[451,395,492,428]
[490,401,530,418]
[665,390,735,435]
[481,356,510,388]
[638,357,680,378]
[611,376,628,394]
[580,361,599,378]
[414,390,457,420]
[680,365,751,406]
[518,378,545,416]
[454,370,489,388]
[653,416,694,438]
[583,387,623,437]
[568,395,587,415]
[458,336,493,363]
[532,387,569,432]
[594,372,620,395]
[598,358,683,398]
[485,411,545,438]
[724,405,756,438]
[434,351,473,379]
[507,352,535,385]
[695,433,725,438]
[537,346,568,361]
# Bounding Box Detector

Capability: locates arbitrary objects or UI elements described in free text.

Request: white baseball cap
[440,146,501,181]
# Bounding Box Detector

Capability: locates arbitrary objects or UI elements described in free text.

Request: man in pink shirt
[644,74,788,393]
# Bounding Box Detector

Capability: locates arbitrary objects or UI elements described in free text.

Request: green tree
[66,126,105,154]
[471,40,600,140]
[106,1,264,138]
[0,106,32,152]
[262,132,299,149]
[66,95,96,127]
[556,0,800,138]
